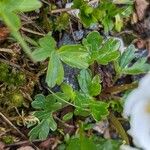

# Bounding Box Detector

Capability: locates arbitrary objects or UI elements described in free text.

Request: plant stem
[13,32,34,61]
[109,113,130,145]
[103,82,138,94]
[48,88,90,112]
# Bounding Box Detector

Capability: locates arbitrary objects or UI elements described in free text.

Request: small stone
[73,30,84,41]
[17,146,35,150]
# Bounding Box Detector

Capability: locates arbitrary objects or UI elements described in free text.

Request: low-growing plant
[72,0,133,32]
[29,31,150,140]
[1,0,150,149]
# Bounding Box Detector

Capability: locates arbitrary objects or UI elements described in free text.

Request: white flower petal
[129,100,150,150]
[123,73,150,150]
[120,145,139,150]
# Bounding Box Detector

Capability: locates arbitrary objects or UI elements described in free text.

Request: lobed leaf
[78,69,101,96]
[58,45,89,69]
[96,38,120,65]
[32,35,56,61]
[46,51,64,87]
[89,101,109,121]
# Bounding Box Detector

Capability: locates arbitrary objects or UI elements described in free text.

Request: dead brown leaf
[0,142,5,150]
[0,27,9,42]
[134,38,147,49]
[135,0,149,21]
[146,38,150,57]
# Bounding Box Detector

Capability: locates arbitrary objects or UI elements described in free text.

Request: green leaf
[5,0,42,12]
[93,136,122,150]
[97,38,120,65]
[78,69,101,96]
[0,0,42,62]
[119,45,135,69]
[58,45,89,69]
[79,4,97,27]
[45,95,62,111]
[115,14,123,32]
[121,5,133,17]
[88,75,101,96]
[32,35,56,61]
[123,58,150,75]
[118,45,150,75]
[0,0,41,12]
[46,51,64,87]
[102,17,114,33]
[84,31,103,51]
[34,110,51,120]
[74,92,90,117]
[63,112,73,121]
[31,94,45,109]
[16,0,42,12]
[29,114,56,140]
[38,119,50,139]
[49,113,57,131]
[89,101,109,121]
[29,94,59,139]
[1,11,21,32]
[67,136,97,150]
[61,83,75,100]
[72,0,84,8]
[29,119,50,140]
[79,4,96,25]
[78,69,92,94]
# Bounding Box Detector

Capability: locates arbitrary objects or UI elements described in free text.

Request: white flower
[123,73,150,150]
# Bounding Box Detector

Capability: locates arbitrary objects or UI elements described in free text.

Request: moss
[9,91,24,107]
[2,135,14,144]
[0,62,26,86]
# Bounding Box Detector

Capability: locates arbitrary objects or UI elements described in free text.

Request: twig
[89,0,99,4]
[0,112,40,150]
[51,8,73,14]
[51,0,99,14]
[21,27,45,36]
[54,116,75,129]
[21,14,45,34]
[0,58,37,77]
[0,48,14,54]
[47,88,89,111]
[0,58,21,69]
[41,0,50,5]
[5,139,43,148]
[0,112,27,139]
[115,30,137,37]
[103,82,138,94]
[109,113,130,145]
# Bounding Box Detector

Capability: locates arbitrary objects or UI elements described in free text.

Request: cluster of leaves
[115,45,150,77]
[1,0,150,149]
[32,31,150,89]
[0,0,42,59]
[72,0,133,32]
[32,31,121,88]
[65,133,121,150]
[31,33,89,87]
[29,31,150,140]
[29,68,109,139]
